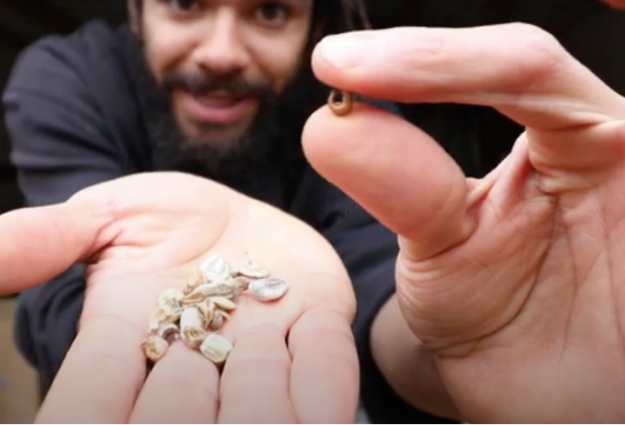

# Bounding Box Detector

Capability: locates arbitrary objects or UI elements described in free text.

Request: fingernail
[318,34,373,68]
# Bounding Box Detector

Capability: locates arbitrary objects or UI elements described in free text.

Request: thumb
[0,200,112,295]
[302,103,471,261]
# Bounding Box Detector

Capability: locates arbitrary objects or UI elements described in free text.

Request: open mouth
[178,90,256,125]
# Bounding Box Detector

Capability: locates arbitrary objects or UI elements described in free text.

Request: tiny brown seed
[328,89,353,116]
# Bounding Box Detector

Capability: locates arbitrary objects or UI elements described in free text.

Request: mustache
[160,69,273,99]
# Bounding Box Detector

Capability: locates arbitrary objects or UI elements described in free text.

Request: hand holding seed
[304,24,625,423]
[0,172,358,424]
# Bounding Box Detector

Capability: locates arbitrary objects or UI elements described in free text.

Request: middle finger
[35,314,146,423]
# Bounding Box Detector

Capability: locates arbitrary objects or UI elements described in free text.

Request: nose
[191,10,250,76]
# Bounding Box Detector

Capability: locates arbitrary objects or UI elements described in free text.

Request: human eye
[164,0,201,14]
[255,2,290,27]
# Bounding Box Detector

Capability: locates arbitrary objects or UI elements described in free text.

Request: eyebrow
[225,0,310,4]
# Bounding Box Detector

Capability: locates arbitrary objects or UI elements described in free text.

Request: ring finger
[218,326,295,423]
[129,339,220,424]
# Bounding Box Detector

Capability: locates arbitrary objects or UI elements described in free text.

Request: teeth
[194,93,238,107]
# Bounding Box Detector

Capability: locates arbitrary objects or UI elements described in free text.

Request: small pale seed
[238,261,269,279]
[208,310,231,330]
[199,333,233,366]
[156,322,179,341]
[210,296,237,311]
[182,326,207,349]
[200,254,230,280]
[148,305,182,332]
[197,300,216,325]
[179,290,208,306]
[142,335,169,362]
[184,268,206,295]
[180,305,204,327]
[158,288,184,310]
[232,276,251,291]
[183,281,239,303]
[248,278,289,302]
[228,262,240,277]
[180,307,207,348]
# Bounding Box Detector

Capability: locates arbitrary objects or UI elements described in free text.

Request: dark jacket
[2,20,456,424]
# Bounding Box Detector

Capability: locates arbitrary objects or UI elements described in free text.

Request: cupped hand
[0,172,358,423]
[303,24,625,422]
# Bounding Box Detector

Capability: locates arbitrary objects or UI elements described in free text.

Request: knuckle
[387,27,447,62]
[509,23,566,83]
[69,183,120,222]
[288,308,356,349]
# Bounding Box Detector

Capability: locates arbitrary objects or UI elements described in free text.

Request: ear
[127,0,140,33]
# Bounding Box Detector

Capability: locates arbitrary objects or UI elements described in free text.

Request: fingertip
[302,100,469,256]
[302,102,405,181]
[310,30,383,91]
[0,202,112,295]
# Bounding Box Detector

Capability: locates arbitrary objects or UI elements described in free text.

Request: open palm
[1,172,358,423]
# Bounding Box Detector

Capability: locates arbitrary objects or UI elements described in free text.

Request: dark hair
[313,0,371,34]
[288,0,367,65]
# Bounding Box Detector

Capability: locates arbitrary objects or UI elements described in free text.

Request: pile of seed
[141,254,289,367]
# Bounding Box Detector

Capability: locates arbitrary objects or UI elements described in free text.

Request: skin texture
[303,22,625,422]
[0,173,359,423]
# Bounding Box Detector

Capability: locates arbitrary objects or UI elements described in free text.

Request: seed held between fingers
[328,89,353,116]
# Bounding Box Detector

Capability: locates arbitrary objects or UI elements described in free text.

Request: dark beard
[124,28,326,189]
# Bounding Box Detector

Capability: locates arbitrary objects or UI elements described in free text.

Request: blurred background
[0,0,624,423]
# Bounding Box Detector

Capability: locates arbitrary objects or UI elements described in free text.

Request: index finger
[311,24,625,131]
[35,313,146,423]
[35,277,166,423]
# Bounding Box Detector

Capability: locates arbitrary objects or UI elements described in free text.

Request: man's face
[134,0,314,150]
